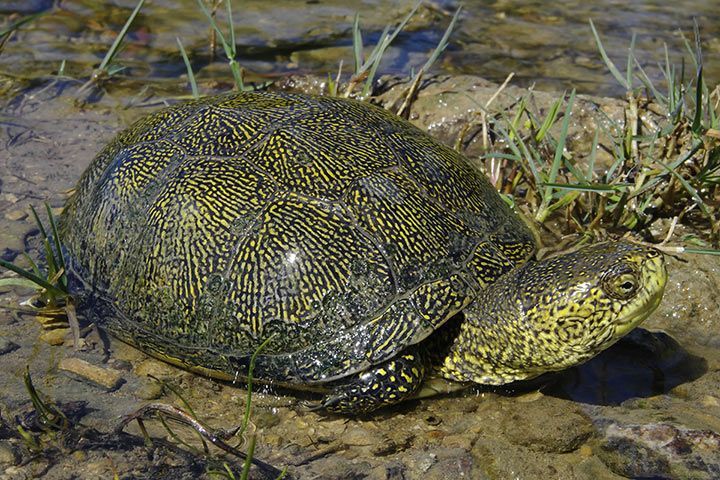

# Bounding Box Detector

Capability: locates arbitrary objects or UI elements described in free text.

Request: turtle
[59,90,667,414]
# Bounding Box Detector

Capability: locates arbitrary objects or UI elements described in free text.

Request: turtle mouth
[614,255,667,333]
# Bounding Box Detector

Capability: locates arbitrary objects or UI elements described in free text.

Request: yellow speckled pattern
[440,241,667,385]
[60,90,534,391]
[59,91,670,414]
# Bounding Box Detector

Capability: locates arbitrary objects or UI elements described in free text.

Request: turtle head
[441,241,667,385]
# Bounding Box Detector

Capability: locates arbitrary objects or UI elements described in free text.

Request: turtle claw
[298,399,325,412]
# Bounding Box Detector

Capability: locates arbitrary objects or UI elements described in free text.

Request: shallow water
[1,0,718,97]
[1,1,720,479]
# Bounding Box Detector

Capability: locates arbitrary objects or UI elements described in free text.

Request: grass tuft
[77,0,147,95]
[482,22,719,249]
[197,0,246,91]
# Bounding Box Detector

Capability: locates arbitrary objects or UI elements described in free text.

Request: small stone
[0,233,23,258]
[371,438,399,456]
[441,433,475,451]
[597,422,720,479]
[134,358,179,379]
[40,328,69,346]
[0,466,25,480]
[4,210,27,221]
[700,395,720,407]
[413,452,437,473]
[0,441,18,466]
[0,338,19,355]
[264,433,284,448]
[515,390,543,402]
[598,436,670,478]
[136,381,163,400]
[71,450,87,462]
[369,461,406,480]
[424,415,442,426]
[254,410,282,429]
[59,357,125,391]
[343,426,375,446]
[579,444,593,457]
[63,337,86,350]
[501,398,594,453]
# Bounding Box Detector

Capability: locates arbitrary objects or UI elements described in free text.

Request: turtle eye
[605,271,638,299]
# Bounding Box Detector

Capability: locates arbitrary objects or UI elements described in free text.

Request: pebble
[134,358,179,379]
[0,442,17,466]
[597,422,720,479]
[0,232,23,256]
[135,380,163,400]
[264,433,284,448]
[39,328,69,346]
[371,438,400,456]
[515,390,543,403]
[343,425,375,446]
[0,466,26,480]
[441,433,475,451]
[58,357,125,391]
[0,338,19,355]
[501,398,594,453]
[700,395,720,407]
[3,210,27,221]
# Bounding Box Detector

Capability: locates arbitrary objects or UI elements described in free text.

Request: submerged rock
[58,357,126,392]
[0,338,19,355]
[597,422,720,479]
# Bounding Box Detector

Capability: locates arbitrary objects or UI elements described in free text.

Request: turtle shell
[60,91,535,386]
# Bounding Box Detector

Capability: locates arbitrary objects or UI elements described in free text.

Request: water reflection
[543,328,707,405]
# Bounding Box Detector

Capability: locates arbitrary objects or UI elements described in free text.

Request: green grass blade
[240,434,257,480]
[658,160,710,217]
[626,31,636,90]
[587,128,599,179]
[42,239,59,280]
[628,139,704,200]
[226,0,236,56]
[589,19,629,90]
[361,25,390,76]
[0,11,46,37]
[692,65,704,133]
[352,13,363,74]
[98,0,146,72]
[29,205,48,240]
[359,1,421,96]
[21,253,41,278]
[562,156,587,184]
[634,57,666,103]
[45,203,67,288]
[535,96,562,142]
[484,152,522,162]
[682,248,720,256]
[238,334,275,438]
[177,37,199,98]
[0,277,42,290]
[543,90,576,202]
[541,182,627,193]
[662,44,678,114]
[500,120,543,187]
[0,259,64,297]
[197,0,232,60]
[420,5,462,72]
[229,61,245,91]
[362,33,388,97]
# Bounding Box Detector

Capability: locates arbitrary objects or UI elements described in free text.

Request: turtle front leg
[320,349,425,414]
